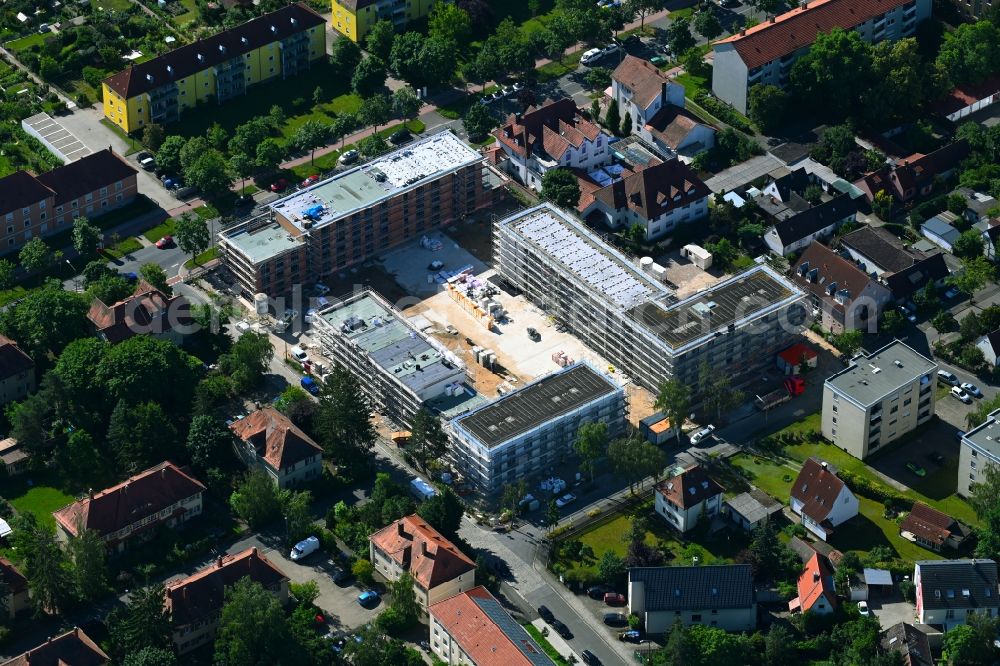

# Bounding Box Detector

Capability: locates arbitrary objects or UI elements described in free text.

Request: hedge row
[838,469,914,510]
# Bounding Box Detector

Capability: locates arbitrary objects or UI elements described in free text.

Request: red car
[155,235,173,249]
[604,592,626,606]
[269,178,289,192]
[301,174,320,187]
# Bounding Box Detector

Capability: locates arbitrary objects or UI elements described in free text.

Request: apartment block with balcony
[53,461,205,553]
[330,0,438,43]
[313,290,467,428]
[711,0,931,113]
[959,409,1000,498]
[822,341,937,461]
[102,4,326,134]
[447,362,626,495]
[494,203,807,397]
[0,149,137,254]
[219,131,504,298]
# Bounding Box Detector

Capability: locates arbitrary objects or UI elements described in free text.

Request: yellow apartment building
[330,0,437,42]
[102,3,326,134]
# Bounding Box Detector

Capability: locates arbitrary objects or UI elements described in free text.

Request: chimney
[821,461,828,471]
[421,540,430,557]
[217,556,224,568]
[397,521,405,536]
[813,572,820,582]
[740,28,746,36]
[770,15,776,23]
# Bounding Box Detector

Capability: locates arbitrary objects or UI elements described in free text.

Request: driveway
[869,592,915,630]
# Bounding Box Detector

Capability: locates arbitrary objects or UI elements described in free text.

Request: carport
[863,568,894,598]
[20,112,92,163]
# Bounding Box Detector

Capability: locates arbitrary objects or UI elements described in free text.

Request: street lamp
[65,259,80,292]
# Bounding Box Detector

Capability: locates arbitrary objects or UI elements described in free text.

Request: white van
[290,536,320,561]
[290,346,308,362]
[691,424,716,445]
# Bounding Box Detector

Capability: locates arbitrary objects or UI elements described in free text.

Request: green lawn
[174,0,201,25]
[674,72,709,98]
[6,484,76,530]
[537,51,584,83]
[193,204,219,220]
[168,62,361,142]
[184,246,219,268]
[96,0,132,9]
[143,218,176,243]
[6,33,47,54]
[103,236,143,259]
[732,413,979,563]
[523,624,571,666]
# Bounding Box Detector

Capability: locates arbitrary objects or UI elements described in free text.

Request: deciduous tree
[665,17,696,55]
[107,399,178,473]
[389,571,420,627]
[392,87,420,122]
[409,408,448,472]
[230,470,283,528]
[655,379,690,443]
[219,331,273,392]
[693,10,723,40]
[106,584,172,662]
[331,36,362,72]
[417,486,464,537]
[290,120,329,165]
[156,135,185,175]
[540,168,581,209]
[463,102,495,140]
[71,217,101,255]
[10,513,72,616]
[67,526,107,601]
[573,421,608,482]
[18,237,53,274]
[747,84,788,135]
[364,20,396,61]
[358,94,392,133]
[174,214,211,264]
[214,578,296,666]
[429,1,471,46]
[186,414,232,472]
[314,366,376,463]
[937,20,1000,87]
[184,149,232,197]
[607,436,666,492]
[352,56,388,97]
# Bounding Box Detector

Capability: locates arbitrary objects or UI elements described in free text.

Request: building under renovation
[493,203,807,392]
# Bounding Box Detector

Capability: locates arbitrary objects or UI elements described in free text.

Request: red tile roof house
[610,55,716,158]
[0,148,137,255]
[492,98,611,192]
[0,557,29,619]
[579,158,711,242]
[369,515,476,612]
[428,586,556,666]
[0,627,109,666]
[165,547,289,655]
[654,464,723,533]
[789,458,859,542]
[230,407,324,489]
[854,140,971,205]
[53,461,206,553]
[0,335,34,407]
[87,280,191,344]
[899,501,972,553]
[791,241,893,334]
[710,0,931,114]
[789,552,838,615]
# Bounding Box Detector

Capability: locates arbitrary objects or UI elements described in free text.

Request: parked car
[290,346,309,362]
[945,286,961,299]
[905,461,927,477]
[155,235,173,249]
[602,43,620,56]
[330,565,351,584]
[690,424,716,445]
[120,272,138,282]
[551,620,573,639]
[555,493,576,508]
[537,605,554,622]
[339,149,359,165]
[301,376,320,396]
[937,370,960,386]
[898,305,917,323]
[619,630,642,643]
[718,0,739,6]
[927,451,945,464]
[582,649,602,666]
[956,429,966,441]
[428,260,445,271]
[952,386,973,404]
[858,601,870,616]
[587,585,612,600]
[527,327,541,341]
[270,178,289,192]
[290,535,320,561]
[314,282,330,295]
[301,174,320,187]
[604,592,626,606]
[357,590,380,606]
[961,382,983,398]
[581,47,604,65]
[512,81,525,92]
[389,129,412,145]
[603,612,628,627]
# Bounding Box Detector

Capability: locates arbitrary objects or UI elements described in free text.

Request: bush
[839,469,913,509]
[352,558,375,585]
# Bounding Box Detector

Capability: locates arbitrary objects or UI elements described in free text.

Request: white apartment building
[494,203,807,396]
[492,98,610,191]
[712,0,932,113]
[959,409,1000,498]
[822,341,936,460]
[447,361,626,495]
[312,290,467,428]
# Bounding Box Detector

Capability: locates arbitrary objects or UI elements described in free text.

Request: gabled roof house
[899,502,971,553]
[789,458,859,541]
[628,565,756,633]
[790,552,837,614]
[87,280,190,344]
[654,464,723,533]
[230,406,324,488]
[1,627,109,666]
[915,559,999,629]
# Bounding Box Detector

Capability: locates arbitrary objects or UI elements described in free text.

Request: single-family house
[654,464,723,533]
[230,407,324,489]
[0,557,29,619]
[880,622,934,666]
[789,458,859,541]
[166,547,289,655]
[855,141,971,205]
[791,241,893,333]
[899,501,971,553]
[724,488,782,532]
[789,552,837,615]
[53,461,205,553]
[914,559,1000,630]
[609,56,716,157]
[370,515,476,611]
[493,98,610,191]
[0,335,34,407]
[838,226,950,303]
[580,158,710,241]
[0,627,109,666]
[87,280,191,344]
[0,437,29,476]
[776,342,819,375]
[954,187,998,225]
[628,565,756,633]
[920,212,962,253]
[763,193,859,256]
